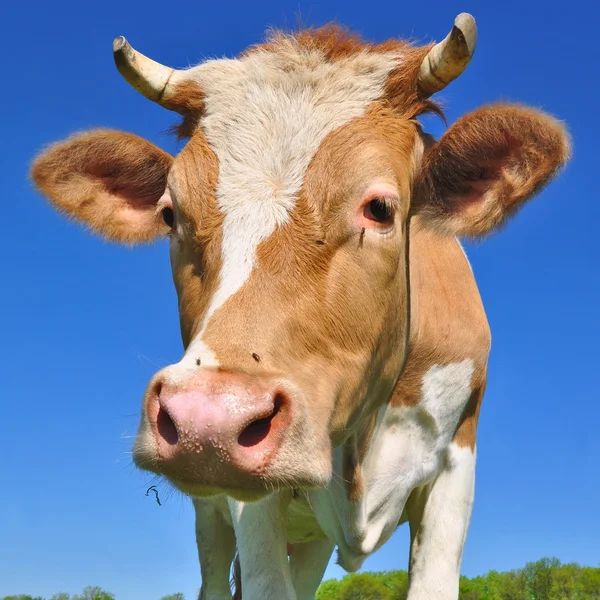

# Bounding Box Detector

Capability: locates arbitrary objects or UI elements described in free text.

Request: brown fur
[30,130,173,244]
[413,104,571,238]
[453,383,486,450]
[168,131,222,346]
[342,435,363,502]
[383,43,443,121]
[343,409,381,502]
[166,80,206,140]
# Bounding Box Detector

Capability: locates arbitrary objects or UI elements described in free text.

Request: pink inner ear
[100,180,152,209]
[454,180,495,217]
[451,155,508,213]
[100,177,170,210]
[90,184,171,242]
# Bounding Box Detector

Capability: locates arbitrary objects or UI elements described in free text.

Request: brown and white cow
[31,14,570,600]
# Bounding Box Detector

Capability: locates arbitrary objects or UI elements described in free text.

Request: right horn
[418,13,477,97]
[113,37,182,109]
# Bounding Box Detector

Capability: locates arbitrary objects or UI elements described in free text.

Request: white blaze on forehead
[180,46,400,363]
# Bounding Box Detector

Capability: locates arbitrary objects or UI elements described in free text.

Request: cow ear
[412,104,571,238]
[31,129,174,244]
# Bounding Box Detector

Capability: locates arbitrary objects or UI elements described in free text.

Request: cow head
[31,15,569,499]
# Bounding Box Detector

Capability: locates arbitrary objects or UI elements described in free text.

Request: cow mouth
[170,476,273,501]
[238,393,285,447]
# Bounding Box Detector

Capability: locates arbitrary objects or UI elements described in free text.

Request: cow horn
[418,13,477,96]
[113,37,179,106]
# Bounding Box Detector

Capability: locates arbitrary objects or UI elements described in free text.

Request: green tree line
[0,590,184,600]
[3,558,599,600]
[316,558,600,600]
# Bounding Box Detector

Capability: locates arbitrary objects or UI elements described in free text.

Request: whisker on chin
[135,352,170,370]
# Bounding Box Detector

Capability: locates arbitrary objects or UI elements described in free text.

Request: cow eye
[364,198,394,224]
[161,207,175,229]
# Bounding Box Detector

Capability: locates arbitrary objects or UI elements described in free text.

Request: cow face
[151,105,419,498]
[31,21,569,499]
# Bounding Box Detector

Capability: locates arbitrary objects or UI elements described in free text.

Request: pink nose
[138,370,290,486]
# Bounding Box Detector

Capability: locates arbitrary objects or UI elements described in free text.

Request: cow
[31,13,570,600]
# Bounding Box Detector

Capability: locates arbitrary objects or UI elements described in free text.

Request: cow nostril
[157,407,178,446]
[238,393,285,448]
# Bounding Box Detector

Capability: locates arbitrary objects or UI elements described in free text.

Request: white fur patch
[227,494,296,599]
[290,538,336,600]
[180,47,400,361]
[192,497,236,600]
[308,360,475,571]
[407,443,476,600]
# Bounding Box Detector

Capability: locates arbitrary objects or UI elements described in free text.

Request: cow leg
[193,497,236,600]
[227,492,296,600]
[289,539,335,600]
[405,443,476,600]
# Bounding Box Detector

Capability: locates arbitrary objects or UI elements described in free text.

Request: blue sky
[1,0,598,598]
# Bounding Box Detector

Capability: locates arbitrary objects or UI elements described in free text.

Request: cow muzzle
[133,368,292,493]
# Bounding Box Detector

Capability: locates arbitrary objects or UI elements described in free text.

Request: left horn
[113,37,180,107]
[418,13,477,96]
